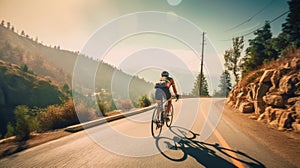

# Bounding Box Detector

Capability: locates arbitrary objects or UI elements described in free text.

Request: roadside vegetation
[213,0,300,97]
[0,20,153,141]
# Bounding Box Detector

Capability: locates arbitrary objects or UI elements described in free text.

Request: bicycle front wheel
[151,107,162,138]
[166,104,174,127]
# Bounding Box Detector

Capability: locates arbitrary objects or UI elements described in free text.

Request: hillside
[0,60,64,137]
[0,25,153,97]
[0,23,154,138]
[227,49,300,132]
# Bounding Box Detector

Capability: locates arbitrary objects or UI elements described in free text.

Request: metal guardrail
[65,105,155,133]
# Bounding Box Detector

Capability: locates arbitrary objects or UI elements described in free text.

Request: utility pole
[199,32,205,97]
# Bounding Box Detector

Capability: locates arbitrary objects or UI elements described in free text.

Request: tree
[62,83,70,95]
[281,0,300,48]
[21,30,25,36]
[6,22,10,29]
[242,21,278,76]
[14,105,31,141]
[21,64,28,72]
[0,20,4,26]
[217,70,232,97]
[224,36,244,84]
[190,73,209,97]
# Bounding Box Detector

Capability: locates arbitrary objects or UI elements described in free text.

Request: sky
[0,0,290,94]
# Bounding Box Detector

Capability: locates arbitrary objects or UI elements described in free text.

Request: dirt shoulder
[0,107,146,159]
[0,129,71,159]
[223,104,300,167]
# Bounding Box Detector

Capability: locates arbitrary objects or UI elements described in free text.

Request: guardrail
[65,105,155,133]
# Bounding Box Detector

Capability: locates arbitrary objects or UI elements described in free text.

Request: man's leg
[167,99,172,114]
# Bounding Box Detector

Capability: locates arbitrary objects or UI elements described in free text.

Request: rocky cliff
[227,50,300,132]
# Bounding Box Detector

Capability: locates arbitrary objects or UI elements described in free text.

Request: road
[0,98,297,167]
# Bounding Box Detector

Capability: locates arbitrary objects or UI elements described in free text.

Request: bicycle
[151,97,177,138]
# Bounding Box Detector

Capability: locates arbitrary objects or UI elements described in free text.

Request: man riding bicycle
[155,71,179,122]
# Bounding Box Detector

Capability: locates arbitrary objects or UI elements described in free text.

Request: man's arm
[170,79,179,99]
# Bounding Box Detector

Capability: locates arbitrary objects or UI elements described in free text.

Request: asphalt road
[0,98,296,167]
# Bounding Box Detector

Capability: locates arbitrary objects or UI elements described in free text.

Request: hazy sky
[0,0,290,93]
[0,0,289,53]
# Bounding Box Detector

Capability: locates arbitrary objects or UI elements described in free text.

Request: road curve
[0,98,296,167]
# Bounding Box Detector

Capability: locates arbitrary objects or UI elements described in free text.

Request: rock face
[227,55,300,131]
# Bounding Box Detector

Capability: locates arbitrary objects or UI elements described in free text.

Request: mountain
[0,24,153,98]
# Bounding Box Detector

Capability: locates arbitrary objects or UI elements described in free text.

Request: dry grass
[239,49,300,88]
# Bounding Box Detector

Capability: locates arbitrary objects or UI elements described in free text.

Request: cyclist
[155,71,179,123]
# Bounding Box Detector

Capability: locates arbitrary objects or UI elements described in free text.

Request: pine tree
[217,70,232,97]
[281,0,300,48]
[242,21,278,76]
[190,73,209,97]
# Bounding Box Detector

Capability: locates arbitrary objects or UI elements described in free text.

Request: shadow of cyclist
[155,126,265,168]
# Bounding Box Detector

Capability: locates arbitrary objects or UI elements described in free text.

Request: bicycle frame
[151,98,175,138]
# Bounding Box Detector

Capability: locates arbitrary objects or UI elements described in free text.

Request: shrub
[117,99,133,111]
[37,100,79,131]
[75,101,97,122]
[5,122,14,138]
[14,105,31,141]
[138,95,151,108]
[97,100,110,116]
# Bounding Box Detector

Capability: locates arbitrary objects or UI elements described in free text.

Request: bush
[117,99,133,111]
[138,95,151,108]
[97,100,110,116]
[37,100,79,131]
[14,105,31,141]
[5,122,14,138]
[75,101,97,122]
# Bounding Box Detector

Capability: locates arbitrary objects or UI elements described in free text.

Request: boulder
[259,70,274,83]
[253,83,271,114]
[263,94,285,108]
[234,92,245,109]
[291,57,300,69]
[239,102,254,113]
[287,96,300,104]
[279,74,300,95]
[278,111,295,130]
[269,70,280,92]
[265,106,295,130]
[264,106,284,125]
[292,118,300,132]
[295,81,300,96]
[248,83,257,100]
[295,101,300,114]
[254,100,266,115]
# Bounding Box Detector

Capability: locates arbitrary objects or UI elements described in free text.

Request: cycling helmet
[161,71,169,77]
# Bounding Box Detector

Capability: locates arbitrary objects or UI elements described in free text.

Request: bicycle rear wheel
[166,104,174,127]
[151,107,162,138]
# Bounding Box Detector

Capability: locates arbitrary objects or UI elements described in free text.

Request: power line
[221,10,289,41]
[224,0,275,32]
[241,10,289,37]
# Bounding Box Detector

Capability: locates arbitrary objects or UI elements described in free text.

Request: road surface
[0,98,297,167]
